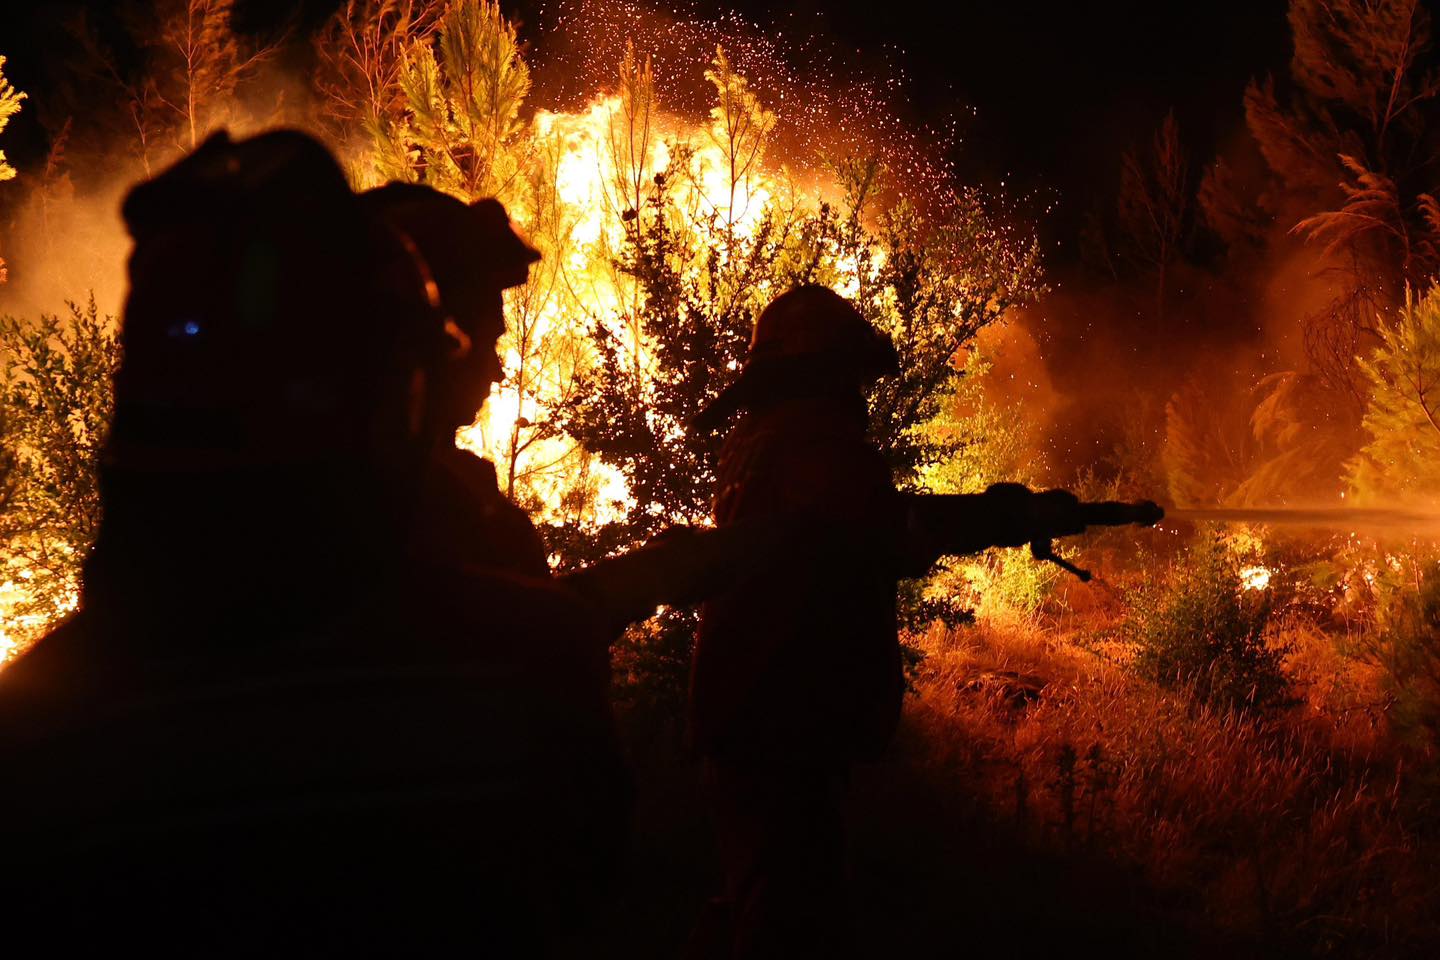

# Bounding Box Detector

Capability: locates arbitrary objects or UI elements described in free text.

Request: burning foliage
[0,298,116,661]
[2,1,1440,953]
[0,2,1044,667]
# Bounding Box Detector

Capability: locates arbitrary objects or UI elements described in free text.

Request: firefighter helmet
[693,285,898,431]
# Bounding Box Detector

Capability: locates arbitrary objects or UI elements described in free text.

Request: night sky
[5,0,1292,256]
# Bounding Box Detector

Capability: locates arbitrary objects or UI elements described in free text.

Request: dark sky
[710,1,1293,243]
[6,0,1292,248]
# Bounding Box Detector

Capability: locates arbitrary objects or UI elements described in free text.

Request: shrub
[1123,533,1293,713]
[1371,562,1440,772]
[0,298,118,660]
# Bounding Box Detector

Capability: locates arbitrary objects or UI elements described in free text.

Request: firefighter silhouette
[0,130,623,955]
[359,183,551,576]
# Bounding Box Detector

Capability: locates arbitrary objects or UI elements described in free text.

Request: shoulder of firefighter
[414,446,552,577]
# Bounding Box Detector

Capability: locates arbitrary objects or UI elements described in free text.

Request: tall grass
[904,615,1437,956]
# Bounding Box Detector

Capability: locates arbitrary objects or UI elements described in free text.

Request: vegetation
[0,54,24,285]
[1348,285,1440,501]
[0,299,118,657]
[1369,562,1440,782]
[0,55,23,185]
[1122,533,1293,713]
[895,613,1431,958]
[2,2,1440,954]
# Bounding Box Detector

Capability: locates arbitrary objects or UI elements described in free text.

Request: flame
[454,93,834,525]
[1239,565,1272,591]
[0,42,876,660]
[1,567,79,665]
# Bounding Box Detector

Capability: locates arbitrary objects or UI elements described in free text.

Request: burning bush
[1123,532,1294,714]
[0,299,118,660]
[0,4,1046,684]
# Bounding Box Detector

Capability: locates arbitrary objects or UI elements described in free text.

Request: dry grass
[902,614,1438,957]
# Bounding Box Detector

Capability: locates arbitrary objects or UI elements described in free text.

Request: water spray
[1165,506,1440,535]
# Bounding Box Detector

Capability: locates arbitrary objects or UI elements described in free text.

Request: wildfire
[0,0,977,662]
[1239,565,1273,591]
[453,88,826,523]
[0,569,79,665]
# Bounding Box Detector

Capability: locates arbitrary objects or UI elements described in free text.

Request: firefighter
[684,285,907,958]
[685,283,1138,959]
[0,130,621,955]
[358,183,551,576]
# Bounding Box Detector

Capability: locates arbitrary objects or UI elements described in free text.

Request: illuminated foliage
[0,55,23,184]
[1369,563,1440,771]
[65,0,278,175]
[1242,0,1440,393]
[0,299,118,661]
[1124,533,1293,714]
[1163,366,1357,508]
[0,53,24,287]
[1348,285,1440,501]
[313,0,442,156]
[368,0,531,199]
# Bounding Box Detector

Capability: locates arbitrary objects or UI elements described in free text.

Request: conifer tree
[1347,285,1440,501]
[314,0,443,162]
[1116,111,1189,330]
[369,0,530,200]
[0,55,23,185]
[63,0,277,176]
[0,54,25,287]
[1242,0,1440,390]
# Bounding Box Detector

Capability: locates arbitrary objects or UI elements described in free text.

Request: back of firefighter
[689,285,907,959]
[0,130,621,956]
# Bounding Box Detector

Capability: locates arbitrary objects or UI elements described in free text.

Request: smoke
[1005,137,1368,505]
[0,3,327,323]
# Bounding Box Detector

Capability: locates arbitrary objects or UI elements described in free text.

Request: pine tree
[0,55,24,185]
[1347,285,1440,501]
[369,0,530,200]
[313,0,443,164]
[61,1,277,177]
[0,54,25,287]
[150,0,276,152]
[1116,111,1189,331]
[1163,375,1255,508]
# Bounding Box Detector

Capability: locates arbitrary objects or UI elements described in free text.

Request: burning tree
[0,3,1045,671]
[0,299,118,661]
